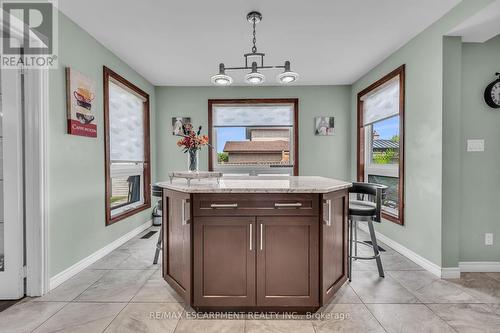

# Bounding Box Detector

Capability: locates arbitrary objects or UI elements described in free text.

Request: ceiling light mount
[210,11,299,86]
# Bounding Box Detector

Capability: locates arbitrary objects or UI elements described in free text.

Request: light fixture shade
[277,71,299,84]
[211,74,233,86]
[244,72,265,85]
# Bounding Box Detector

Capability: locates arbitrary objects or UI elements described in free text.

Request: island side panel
[320,189,349,305]
[162,189,191,304]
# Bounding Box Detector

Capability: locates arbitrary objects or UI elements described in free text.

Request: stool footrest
[350,254,381,260]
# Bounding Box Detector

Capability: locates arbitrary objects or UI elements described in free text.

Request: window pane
[362,76,400,126]
[213,105,293,126]
[371,116,399,165]
[109,81,144,162]
[368,175,399,216]
[215,127,292,166]
[111,175,141,210]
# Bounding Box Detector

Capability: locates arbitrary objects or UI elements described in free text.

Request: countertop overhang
[156,176,352,193]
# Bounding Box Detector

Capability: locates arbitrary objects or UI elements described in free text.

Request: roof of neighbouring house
[223,140,290,153]
[372,139,399,149]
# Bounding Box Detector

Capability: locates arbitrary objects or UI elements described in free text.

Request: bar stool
[348,182,387,281]
[152,185,163,265]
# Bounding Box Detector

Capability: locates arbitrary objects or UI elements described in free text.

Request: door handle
[210,203,238,209]
[181,199,190,225]
[324,199,332,226]
[274,202,302,208]
[260,223,264,251]
[249,224,253,251]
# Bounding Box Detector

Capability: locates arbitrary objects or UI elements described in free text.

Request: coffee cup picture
[66,67,97,137]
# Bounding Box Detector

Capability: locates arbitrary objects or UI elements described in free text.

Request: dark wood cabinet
[163,189,191,303]
[193,216,256,306]
[163,190,349,312]
[321,189,348,304]
[256,216,319,307]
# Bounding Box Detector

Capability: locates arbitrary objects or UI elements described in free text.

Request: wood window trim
[103,66,151,226]
[357,65,405,225]
[208,98,299,176]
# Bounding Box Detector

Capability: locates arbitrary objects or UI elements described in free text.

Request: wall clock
[484,72,500,109]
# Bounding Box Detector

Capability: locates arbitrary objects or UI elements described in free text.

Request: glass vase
[187,149,199,172]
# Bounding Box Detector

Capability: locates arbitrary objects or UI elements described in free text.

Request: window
[357,65,405,225]
[208,99,299,176]
[104,67,151,225]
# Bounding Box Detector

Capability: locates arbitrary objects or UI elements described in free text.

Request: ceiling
[58,0,460,86]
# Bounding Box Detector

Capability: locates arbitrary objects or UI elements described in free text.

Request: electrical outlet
[485,233,494,246]
[467,139,485,152]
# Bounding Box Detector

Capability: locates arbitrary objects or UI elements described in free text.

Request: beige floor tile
[428,303,500,333]
[0,301,67,333]
[245,320,315,333]
[132,270,184,303]
[322,284,362,306]
[312,304,385,333]
[104,303,183,333]
[75,269,154,302]
[389,271,480,303]
[174,319,245,333]
[87,249,131,270]
[34,270,105,302]
[367,304,455,333]
[484,272,500,282]
[449,273,500,303]
[349,270,420,303]
[116,250,159,270]
[33,302,125,333]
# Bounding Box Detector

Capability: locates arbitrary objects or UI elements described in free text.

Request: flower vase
[187,149,199,172]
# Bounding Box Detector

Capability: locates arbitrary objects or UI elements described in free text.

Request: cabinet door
[256,216,319,307]
[193,216,256,307]
[321,189,348,304]
[163,190,191,303]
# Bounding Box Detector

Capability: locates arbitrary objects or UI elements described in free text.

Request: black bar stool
[348,182,387,281]
[152,185,163,265]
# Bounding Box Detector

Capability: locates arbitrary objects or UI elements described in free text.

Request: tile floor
[1,226,500,332]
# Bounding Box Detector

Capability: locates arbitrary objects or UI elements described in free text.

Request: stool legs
[367,219,384,278]
[348,218,353,282]
[153,225,162,265]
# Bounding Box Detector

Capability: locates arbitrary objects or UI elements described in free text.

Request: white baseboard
[49,220,152,290]
[441,267,461,279]
[459,261,500,272]
[357,224,443,278]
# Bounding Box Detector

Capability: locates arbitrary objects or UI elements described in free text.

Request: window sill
[382,211,403,225]
[107,202,151,226]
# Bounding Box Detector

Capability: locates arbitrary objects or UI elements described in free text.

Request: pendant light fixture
[211,11,299,86]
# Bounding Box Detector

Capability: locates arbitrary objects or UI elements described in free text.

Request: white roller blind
[109,81,145,162]
[362,76,400,126]
[213,105,293,126]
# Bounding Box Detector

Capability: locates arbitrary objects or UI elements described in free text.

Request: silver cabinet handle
[181,199,190,225]
[324,199,332,226]
[274,202,303,208]
[249,224,253,251]
[260,223,263,250]
[210,203,238,209]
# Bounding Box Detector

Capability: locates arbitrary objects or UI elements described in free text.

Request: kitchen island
[157,176,352,313]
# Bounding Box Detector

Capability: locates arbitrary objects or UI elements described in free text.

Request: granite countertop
[156,176,352,193]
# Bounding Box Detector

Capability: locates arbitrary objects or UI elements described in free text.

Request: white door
[0,62,25,299]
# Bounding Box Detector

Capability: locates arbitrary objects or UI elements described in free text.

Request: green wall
[155,86,351,181]
[459,35,500,262]
[350,0,494,266]
[48,13,156,276]
[442,36,463,267]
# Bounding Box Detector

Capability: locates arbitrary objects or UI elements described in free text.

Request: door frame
[24,68,50,296]
[0,15,50,297]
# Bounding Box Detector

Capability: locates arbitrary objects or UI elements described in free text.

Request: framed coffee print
[66,68,97,137]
